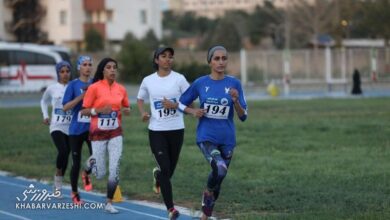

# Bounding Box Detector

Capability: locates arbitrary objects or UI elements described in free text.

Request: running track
[0,173,200,220]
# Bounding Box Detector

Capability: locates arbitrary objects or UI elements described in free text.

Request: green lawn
[1,98,390,219]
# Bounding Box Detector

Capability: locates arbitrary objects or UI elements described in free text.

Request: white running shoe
[53,175,63,198]
[105,203,119,214]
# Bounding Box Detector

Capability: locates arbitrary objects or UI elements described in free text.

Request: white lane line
[0,177,166,219]
[0,210,32,220]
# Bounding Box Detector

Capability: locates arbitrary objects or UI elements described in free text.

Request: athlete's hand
[43,118,50,125]
[99,105,112,114]
[122,107,130,116]
[190,108,205,118]
[162,97,177,109]
[229,88,239,103]
[141,112,150,122]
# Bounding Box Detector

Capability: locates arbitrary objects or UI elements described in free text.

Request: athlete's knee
[95,161,106,180]
[216,160,228,179]
[211,159,228,180]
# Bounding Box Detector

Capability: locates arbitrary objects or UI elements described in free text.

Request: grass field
[1,98,390,219]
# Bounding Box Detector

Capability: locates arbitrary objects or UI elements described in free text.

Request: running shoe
[53,175,63,198]
[168,207,180,220]
[71,192,83,205]
[152,167,161,194]
[105,203,119,214]
[82,172,92,191]
[201,190,215,217]
[85,156,97,175]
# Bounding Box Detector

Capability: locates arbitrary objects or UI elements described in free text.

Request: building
[0,0,163,51]
[0,0,16,41]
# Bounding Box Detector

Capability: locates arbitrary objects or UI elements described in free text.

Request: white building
[42,0,162,51]
[0,0,163,51]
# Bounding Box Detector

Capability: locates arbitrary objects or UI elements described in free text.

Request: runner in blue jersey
[62,55,93,204]
[179,46,248,219]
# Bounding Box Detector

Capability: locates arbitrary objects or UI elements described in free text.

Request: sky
[160,0,169,11]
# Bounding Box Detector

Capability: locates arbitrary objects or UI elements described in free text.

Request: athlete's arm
[40,87,51,125]
[181,104,205,118]
[137,99,150,122]
[229,88,245,116]
[63,93,85,112]
[81,105,112,116]
[229,87,247,121]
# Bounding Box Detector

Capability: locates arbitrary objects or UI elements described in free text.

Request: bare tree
[289,0,337,48]
[7,0,46,43]
[286,0,338,75]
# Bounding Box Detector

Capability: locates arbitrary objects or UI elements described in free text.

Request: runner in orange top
[81,58,130,214]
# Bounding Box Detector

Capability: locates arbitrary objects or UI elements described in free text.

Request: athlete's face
[155,50,173,71]
[210,50,228,74]
[59,66,71,84]
[79,60,92,77]
[103,61,117,82]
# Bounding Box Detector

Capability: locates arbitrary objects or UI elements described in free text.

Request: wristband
[91,108,97,116]
[178,103,187,112]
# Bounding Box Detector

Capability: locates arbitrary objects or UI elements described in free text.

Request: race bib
[52,108,72,125]
[97,111,119,130]
[204,103,230,119]
[77,111,90,123]
[153,98,178,121]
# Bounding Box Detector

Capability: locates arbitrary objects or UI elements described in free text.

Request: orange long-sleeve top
[82,79,130,141]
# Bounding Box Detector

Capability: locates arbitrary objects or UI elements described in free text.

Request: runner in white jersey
[137,46,190,220]
[40,61,72,197]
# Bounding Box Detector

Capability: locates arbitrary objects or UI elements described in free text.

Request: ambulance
[0,42,68,92]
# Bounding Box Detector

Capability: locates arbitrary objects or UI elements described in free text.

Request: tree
[248,3,283,46]
[117,33,154,83]
[201,11,246,51]
[289,0,337,48]
[360,0,390,71]
[360,0,390,44]
[175,61,209,82]
[10,0,46,42]
[142,30,160,50]
[85,28,104,52]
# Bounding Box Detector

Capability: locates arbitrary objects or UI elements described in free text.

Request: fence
[175,47,390,93]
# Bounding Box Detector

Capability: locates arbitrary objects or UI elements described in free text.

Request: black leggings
[50,131,70,176]
[149,129,184,210]
[69,132,92,192]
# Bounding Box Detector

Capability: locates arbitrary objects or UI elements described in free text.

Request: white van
[0,42,64,92]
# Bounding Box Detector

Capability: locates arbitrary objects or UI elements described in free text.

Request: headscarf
[76,55,92,70]
[55,61,71,81]
[207,46,227,64]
